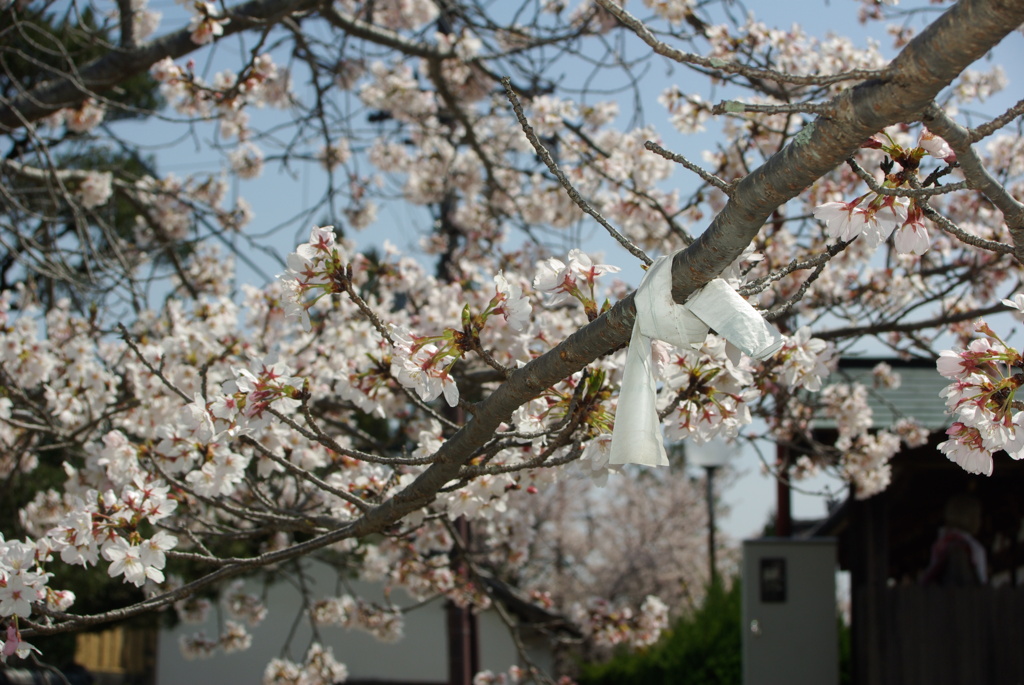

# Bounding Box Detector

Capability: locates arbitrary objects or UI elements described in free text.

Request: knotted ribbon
[608,254,785,467]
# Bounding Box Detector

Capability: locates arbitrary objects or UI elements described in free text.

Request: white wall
[155,561,553,684]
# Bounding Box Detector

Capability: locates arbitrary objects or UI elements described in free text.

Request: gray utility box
[742,538,838,685]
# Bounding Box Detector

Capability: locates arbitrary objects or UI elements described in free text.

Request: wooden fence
[864,585,1024,684]
[74,625,156,684]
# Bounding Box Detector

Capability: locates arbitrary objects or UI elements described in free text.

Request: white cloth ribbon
[608,254,785,467]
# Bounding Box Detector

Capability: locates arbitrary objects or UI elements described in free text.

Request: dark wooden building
[810,359,1024,685]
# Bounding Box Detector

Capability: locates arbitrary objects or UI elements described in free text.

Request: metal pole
[776,442,792,537]
[706,465,717,586]
[447,516,479,685]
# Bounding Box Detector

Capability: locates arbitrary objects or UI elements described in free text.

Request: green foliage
[1,4,165,306]
[1,5,162,115]
[579,580,742,685]
[839,613,852,685]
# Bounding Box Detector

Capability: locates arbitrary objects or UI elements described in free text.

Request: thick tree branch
[668,0,1024,303]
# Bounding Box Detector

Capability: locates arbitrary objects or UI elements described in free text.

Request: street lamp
[688,437,733,586]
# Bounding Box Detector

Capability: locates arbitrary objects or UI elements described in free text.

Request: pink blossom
[0,573,35,618]
[64,98,104,133]
[937,348,979,380]
[814,197,908,249]
[188,3,229,45]
[103,538,147,586]
[526,95,578,136]
[893,204,930,255]
[103,533,173,587]
[813,201,867,242]
[140,531,177,573]
[219,621,252,653]
[533,257,576,304]
[78,171,113,209]
[390,337,460,407]
[179,632,218,660]
[279,225,342,329]
[567,249,620,285]
[860,198,909,248]
[51,509,99,566]
[1002,293,1024,322]
[778,327,835,392]
[150,57,184,84]
[229,143,264,179]
[919,127,956,162]
[1,624,40,662]
[492,272,532,331]
[939,423,993,476]
[317,141,351,170]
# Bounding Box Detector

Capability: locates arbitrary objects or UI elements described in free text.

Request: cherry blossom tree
[1,0,1023,681]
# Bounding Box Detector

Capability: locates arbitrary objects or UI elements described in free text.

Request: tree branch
[668,0,1024,303]
[922,104,1024,262]
[0,0,323,132]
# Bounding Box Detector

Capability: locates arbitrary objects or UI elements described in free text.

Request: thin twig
[740,239,850,297]
[500,77,653,266]
[644,140,734,195]
[593,0,890,87]
[340,264,395,345]
[970,97,1024,142]
[915,195,1013,254]
[118,324,193,403]
[844,158,967,197]
[765,255,832,321]
[239,434,372,513]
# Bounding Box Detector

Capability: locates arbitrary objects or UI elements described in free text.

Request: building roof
[814,357,951,432]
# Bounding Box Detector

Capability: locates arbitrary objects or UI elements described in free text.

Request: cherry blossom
[262,643,348,685]
[491,272,532,332]
[775,328,835,393]
[279,225,346,329]
[839,431,901,499]
[937,324,1024,475]
[473,666,527,685]
[534,250,619,319]
[919,128,956,162]
[78,171,114,209]
[219,621,253,653]
[815,196,908,249]
[1,624,40,663]
[64,98,105,133]
[533,257,577,305]
[0,572,37,618]
[229,143,265,179]
[188,2,229,44]
[570,594,670,652]
[939,422,993,475]
[0,540,46,618]
[390,329,460,407]
[1001,293,1024,322]
[180,632,219,660]
[104,536,167,587]
[893,203,930,255]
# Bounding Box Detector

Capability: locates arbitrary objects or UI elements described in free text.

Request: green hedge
[579,580,742,685]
